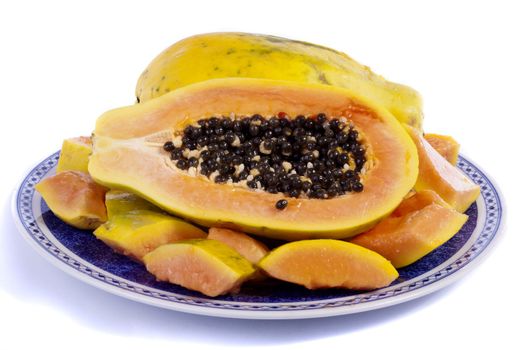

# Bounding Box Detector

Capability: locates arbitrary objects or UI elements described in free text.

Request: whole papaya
[135,32,423,129]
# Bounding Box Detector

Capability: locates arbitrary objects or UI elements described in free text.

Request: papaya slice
[406,126,479,213]
[143,239,256,297]
[393,189,451,216]
[208,227,269,264]
[89,78,419,241]
[35,171,107,229]
[105,190,163,218]
[56,136,92,173]
[424,133,460,164]
[135,32,423,129]
[94,209,206,261]
[258,239,398,290]
[351,190,467,267]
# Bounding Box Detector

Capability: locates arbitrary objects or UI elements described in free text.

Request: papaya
[105,189,163,218]
[94,209,206,262]
[351,190,468,268]
[208,227,269,264]
[424,133,460,164]
[258,239,398,290]
[56,136,92,173]
[36,171,107,229]
[406,126,479,212]
[135,32,423,129]
[392,189,451,216]
[89,78,419,241]
[143,239,256,297]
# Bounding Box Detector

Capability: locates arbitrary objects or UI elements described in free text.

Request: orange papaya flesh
[208,227,269,264]
[424,133,460,164]
[258,239,399,290]
[406,126,479,213]
[144,239,256,297]
[393,189,451,216]
[35,171,108,230]
[351,190,468,268]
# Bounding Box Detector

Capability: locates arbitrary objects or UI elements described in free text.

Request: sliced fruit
[393,189,451,216]
[35,171,107,229]
[143,239,256,297]
[94,209,206,261]
[424,133,460,164]
[406,126,479,213]
[258,239,398,290]
[105,189,162,218]
[56,136,92,173]
[135,32,423,129]
[351,200,467,268]
[89,78,419,240]
[208,227,269,264]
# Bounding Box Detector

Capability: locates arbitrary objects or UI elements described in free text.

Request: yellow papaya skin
[56,136,92,173]
[136,32,423,129]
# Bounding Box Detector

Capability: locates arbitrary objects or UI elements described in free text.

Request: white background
[1,1,522,349]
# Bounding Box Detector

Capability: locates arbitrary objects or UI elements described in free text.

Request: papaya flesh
[406,126,479,213]
[136,32,423,129]
[393,189,451,216]
[258,239,398,290]
[143,239,256,297]
[208,227,269,264]
[424,133,460,164]
[35,171,108,229]
[351,190,468,268]
[89,78,419,241]
[56,136,92,173]
[94,209,206,262]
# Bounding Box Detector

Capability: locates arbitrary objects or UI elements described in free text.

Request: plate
[12,151,503,319]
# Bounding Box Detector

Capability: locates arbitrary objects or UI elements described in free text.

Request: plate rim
[11,152,505,319]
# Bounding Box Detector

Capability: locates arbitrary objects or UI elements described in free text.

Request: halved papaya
[89,78,419,240]
[135,32,423,129]
[56,136,92,173]
[94,209,206,261]
[144,239,256,297]
[406,126,479,213]
[36,171,108,229]
[208,227,269,264]
[351,190,468,268]
[258,239,398,290]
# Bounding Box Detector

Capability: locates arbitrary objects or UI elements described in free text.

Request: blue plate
[12,152,503,319]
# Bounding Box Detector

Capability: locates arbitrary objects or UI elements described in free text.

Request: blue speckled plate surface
[12,152,503,319]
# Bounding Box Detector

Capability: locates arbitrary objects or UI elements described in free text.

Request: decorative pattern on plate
[13,151,503,318]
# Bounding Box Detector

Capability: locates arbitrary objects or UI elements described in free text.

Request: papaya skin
[56,136,92,173]
[94,209,206,262]
[35,171,108,230]
[258,239,399,290]
[135,32,423,129]
[105,190,163,218]
[89,78,419,241]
